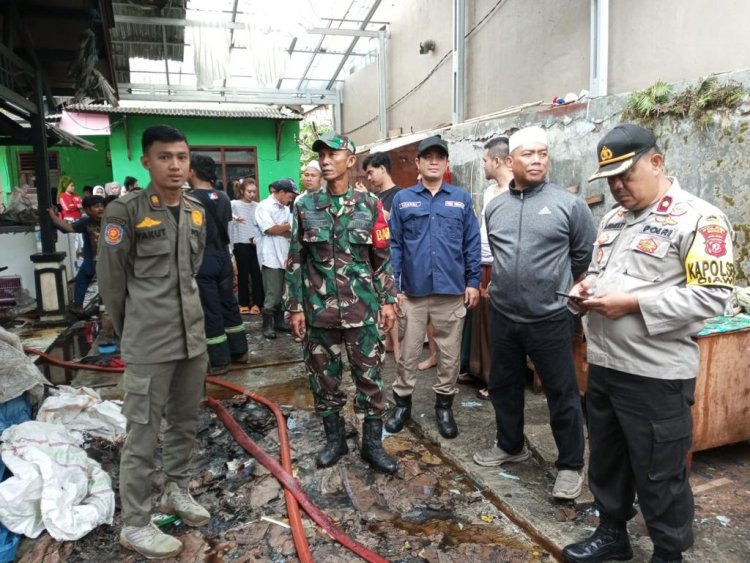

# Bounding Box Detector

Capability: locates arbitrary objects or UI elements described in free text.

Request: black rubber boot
[384,392,411,433]
[361,417,397,474]
[274,310,291,333]
[650,548,682,563]
[315,414,348,468]
[435,393,458,438]
[562,518,633,562]
[262,312,276,339]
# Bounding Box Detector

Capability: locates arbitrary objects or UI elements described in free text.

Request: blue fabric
[0,393,32,560]
[74,259,97,307]
[0,394,32,480]
[0,526,20,563]
[389,182,481,296]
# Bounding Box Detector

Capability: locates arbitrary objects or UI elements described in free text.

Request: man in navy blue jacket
[385,135,481,439]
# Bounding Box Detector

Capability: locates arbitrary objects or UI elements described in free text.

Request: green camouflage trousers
[305,324,386,416]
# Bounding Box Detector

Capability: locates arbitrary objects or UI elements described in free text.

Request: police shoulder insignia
[685,215,735,288]
[191,209,204,227]
[104,223,124,246]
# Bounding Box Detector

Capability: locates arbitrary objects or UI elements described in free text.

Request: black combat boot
[435,393,458,438]
[562,517,633,562]
[384,392,411,433]
[315,413,348,468]
[361,417,397,474]
[274,310,291,333]
[650,547,682,563]
[262,312,276,339]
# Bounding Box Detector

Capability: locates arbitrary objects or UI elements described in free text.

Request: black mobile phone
[555,290,586,301]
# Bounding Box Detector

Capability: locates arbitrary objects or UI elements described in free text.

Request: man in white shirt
[255,179,298,338]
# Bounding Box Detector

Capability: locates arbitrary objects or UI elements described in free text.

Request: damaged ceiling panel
[110,0,186,85]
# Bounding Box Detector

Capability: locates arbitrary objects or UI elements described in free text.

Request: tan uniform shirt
[583,178,734,380]
[97,184,207,363]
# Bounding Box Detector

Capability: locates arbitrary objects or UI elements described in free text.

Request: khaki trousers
[119,353,208,526]
[394,294,466,397]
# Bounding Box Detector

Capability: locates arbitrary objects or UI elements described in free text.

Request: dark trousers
[233,243,264,307]
[197,249,248,368]
[488,308,584,470]
[74,259,96,307]
[587,364,695,553]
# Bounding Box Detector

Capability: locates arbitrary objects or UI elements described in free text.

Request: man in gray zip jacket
[473,126,596,501]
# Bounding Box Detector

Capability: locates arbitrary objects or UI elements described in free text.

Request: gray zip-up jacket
[485,180,596,322]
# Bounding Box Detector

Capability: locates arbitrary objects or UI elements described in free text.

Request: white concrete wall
[1,231,40,299]
[342,0,750,145]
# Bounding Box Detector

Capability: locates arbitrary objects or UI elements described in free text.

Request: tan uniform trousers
[119,353,207,526]
[394,294,466,397]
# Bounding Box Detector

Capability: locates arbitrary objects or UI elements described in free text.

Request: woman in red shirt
[58,176,82,221]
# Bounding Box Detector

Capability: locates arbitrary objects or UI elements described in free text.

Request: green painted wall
[0,136,112,203]
[109,115,300,199]
[0,147,12,204]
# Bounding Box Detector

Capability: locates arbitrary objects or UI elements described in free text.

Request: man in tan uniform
[563,124,734,563]
[98,125,211,559]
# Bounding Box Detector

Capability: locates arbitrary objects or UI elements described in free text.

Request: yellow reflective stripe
[225,324,246,334]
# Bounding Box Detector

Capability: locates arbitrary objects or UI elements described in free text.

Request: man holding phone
[475,126,596,500]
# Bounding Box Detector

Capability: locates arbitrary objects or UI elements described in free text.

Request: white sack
[0,421,114,540]
[36,385,126,443]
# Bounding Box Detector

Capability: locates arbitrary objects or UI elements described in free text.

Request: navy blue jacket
[390,182,481,296]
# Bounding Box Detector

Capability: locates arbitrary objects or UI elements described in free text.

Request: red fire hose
[204,394,389,563]
[25,347,390,563]
[205,376,313,563]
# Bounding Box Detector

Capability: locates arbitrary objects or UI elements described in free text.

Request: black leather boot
[435,393,458,438]
[315,414,348,468]
[262,312,276,339]
[384,392,411,433]
[274,310,291,333]
[361,417,397,474]
[562,518,633,562]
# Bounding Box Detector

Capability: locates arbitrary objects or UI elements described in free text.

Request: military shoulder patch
[104,223,125,246]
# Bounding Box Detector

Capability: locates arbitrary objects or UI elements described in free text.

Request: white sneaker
[553,469,583,499]
[159,481,211,526]
[119,522,182,559]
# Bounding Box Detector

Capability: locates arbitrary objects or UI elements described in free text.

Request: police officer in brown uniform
[98,125,211,559]
[563,124,735,563]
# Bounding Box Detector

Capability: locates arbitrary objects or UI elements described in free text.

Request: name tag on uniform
[399,201,421,209]
[445,201,465,208]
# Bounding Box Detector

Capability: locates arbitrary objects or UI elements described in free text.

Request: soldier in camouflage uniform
[284,132,398,474]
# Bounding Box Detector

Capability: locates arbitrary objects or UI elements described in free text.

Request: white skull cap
[509,126,548,154]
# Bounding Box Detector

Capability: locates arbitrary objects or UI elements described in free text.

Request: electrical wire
[345,0,509,136]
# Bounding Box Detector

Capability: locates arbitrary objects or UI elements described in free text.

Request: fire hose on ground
[24,347,390,563]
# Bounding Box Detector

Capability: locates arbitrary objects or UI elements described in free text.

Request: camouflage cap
[312,131,356,153]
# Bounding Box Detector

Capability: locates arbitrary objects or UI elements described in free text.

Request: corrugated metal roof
[64,103,303,120]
